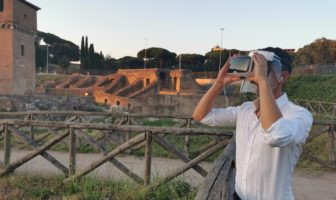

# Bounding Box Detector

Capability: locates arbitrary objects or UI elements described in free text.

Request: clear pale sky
[29,0,336,59]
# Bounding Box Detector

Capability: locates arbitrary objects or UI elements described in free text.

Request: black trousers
[233,191,241,200]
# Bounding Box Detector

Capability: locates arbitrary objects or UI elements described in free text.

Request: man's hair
[260,47,293,74]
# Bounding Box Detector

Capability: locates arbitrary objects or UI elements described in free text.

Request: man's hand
[252,52,269,84]
[215,57,241,87]
[252,52,282,129]
[193,56,240,122]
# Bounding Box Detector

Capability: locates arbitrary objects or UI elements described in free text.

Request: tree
[80,36,85,68]
[204,49,240,72]
[35,31,79,71]
[137,47,177,68]
[118,56,143,69]
[105,55,118,71]
[35,42,47,72]
[58,55,70,73]
[294,38,336,66]
[175,54,205,71]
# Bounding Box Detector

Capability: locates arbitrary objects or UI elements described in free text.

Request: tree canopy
[35,32,336,74]
[36,31,80,71]
[137,47,177,68]
[294,38,336,66]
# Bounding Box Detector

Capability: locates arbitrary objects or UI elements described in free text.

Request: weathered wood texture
[63,133,146,184]
[144,132,152,186]
[148,139,230,190]
[74,129,144,184]
[69,128,76,175]
[0,126,69,176]
[293,100,336,119]
[153,135,208,177]
[195,138,236,200]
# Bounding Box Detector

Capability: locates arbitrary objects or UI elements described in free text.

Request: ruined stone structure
[0,0,39,95]
[38,68,236,115]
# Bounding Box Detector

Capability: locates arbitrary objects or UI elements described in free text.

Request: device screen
[229,56,251,73]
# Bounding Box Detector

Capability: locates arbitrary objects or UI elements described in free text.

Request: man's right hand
[215,57,241,87]
[193,56,240,122]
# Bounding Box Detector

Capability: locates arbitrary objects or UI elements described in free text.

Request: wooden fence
[0,112,233,190]
[0,111,335,191]
[293,99,336,119]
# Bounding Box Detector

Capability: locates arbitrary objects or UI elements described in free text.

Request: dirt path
[1,150,335,200]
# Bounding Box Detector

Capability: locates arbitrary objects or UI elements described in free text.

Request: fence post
[327,125,335,163]
[29,114,34,140]
[144,131,152,186]
[69,127,77,176]
[4,124,11,167]
[126,115,131,141]
[184,118,191,156]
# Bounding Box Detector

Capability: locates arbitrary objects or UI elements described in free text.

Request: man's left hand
[252,52,269,84]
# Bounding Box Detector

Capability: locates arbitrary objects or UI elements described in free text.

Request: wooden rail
[0,118,233,190]
[293,99,336,119]
[0,112,335,191]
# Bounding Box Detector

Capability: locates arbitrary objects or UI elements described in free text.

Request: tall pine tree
[80,36,85,69]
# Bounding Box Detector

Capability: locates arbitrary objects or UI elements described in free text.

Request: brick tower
[0,0,39,95]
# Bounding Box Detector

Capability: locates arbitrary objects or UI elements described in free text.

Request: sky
[29,0,336,59]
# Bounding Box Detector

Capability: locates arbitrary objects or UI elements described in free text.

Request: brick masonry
[0,0,39,95]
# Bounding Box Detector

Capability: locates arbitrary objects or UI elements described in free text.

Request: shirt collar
[275,93,289,108]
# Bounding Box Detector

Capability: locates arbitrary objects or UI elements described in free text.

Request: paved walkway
[1,150,335,200]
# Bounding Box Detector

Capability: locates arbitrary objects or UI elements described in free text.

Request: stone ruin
[37,69,237,116]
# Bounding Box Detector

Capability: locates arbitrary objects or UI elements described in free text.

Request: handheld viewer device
[228,50,275,78]
[227,50,282,93]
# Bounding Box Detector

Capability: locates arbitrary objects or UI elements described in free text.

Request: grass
[284,74,336,102]
[296,132,336,175]
[0,175,195,200]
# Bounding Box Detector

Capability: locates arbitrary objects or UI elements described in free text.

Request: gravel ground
[0,150,335,200]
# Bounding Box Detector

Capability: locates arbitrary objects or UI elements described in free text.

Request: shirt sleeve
[262,107,313,147]
[200,106,238,127]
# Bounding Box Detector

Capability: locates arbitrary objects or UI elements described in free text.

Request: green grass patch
[0,175,195,200]
[284,75,336,102]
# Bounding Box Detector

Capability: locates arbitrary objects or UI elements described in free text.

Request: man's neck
[254,89,283,118]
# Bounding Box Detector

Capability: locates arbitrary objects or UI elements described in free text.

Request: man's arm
[252,53,282,130]
[192,81,224,122]
[193,59,240,122]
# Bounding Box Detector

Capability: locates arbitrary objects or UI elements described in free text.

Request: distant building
[0,0,40,95]
[284,48,296,53]
[211,45,224,52]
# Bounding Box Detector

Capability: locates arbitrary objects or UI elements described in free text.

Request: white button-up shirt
[201,93,313,200]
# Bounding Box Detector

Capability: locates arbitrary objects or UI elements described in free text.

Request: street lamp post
[144,38,147,69]
[218,27,225,73]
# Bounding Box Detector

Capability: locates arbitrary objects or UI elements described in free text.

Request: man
[193,48,313,200]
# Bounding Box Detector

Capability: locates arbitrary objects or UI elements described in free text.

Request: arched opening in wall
[127,103,131,110]
[21,45,25,56]
[0,0,4,12]
[159,72,170,89]
[116,101,120,106]
[146,79,150,86]
[104,98,108,105]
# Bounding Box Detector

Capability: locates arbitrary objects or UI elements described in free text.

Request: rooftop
[19,0,40,11]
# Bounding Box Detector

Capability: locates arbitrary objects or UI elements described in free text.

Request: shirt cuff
[262,117,293,147]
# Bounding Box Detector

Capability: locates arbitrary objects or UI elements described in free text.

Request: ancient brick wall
[0,0,38,95]
[0,27,14,94]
